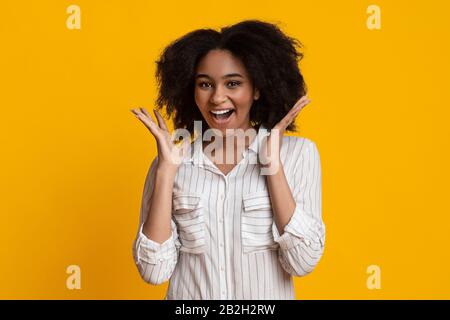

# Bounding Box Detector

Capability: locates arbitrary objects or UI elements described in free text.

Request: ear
[254,88,260,100]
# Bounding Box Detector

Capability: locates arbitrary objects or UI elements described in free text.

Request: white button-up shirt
[132,125,326,300]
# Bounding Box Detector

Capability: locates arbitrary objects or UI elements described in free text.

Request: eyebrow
[195,73,244,80]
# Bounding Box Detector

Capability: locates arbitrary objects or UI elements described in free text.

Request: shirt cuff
[272,203,325,251]
[135,224,177,265]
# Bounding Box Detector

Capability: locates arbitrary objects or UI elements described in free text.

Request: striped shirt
[132,124,326,300]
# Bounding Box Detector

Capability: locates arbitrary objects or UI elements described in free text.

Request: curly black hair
[155,19,307,136]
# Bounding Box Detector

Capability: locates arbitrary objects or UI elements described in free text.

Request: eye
[227,81,241,88]
[198,82,212,88]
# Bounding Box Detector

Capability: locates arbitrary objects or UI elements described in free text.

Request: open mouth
[210,109,235,121]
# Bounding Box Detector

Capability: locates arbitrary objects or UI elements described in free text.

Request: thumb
[180,137,192,159]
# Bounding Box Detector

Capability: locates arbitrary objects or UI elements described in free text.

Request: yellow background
[1,0,449,299]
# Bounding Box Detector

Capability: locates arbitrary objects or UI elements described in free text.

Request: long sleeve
[271,140,326,277]
[132,156,181,285]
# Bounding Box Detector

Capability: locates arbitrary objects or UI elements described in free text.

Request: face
[194,49,260,136]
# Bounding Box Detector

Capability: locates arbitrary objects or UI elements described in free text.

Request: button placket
[217,178,227,299]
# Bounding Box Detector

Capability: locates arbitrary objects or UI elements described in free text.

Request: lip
[209,108,235,112]
[209,109,235,126]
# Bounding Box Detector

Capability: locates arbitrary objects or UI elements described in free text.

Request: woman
[131,19,325,300]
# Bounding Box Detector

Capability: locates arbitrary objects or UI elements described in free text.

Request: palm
[157,129,188,164]
[258,95,311,175]
[131,107,190,168]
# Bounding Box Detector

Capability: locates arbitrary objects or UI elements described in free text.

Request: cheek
[194,89,208,107]
[233,89,255,107]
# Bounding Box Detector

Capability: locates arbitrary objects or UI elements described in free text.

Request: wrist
[258,156,281,168]
[260,157,282,176]
[156,162,178,176]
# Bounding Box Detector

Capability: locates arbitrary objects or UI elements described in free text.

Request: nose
[210,86,227,105]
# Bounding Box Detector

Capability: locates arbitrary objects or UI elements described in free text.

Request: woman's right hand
[130,107,191,171]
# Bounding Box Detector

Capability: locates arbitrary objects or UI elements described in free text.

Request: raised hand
[130,107,191,171]
[258,95,311,175]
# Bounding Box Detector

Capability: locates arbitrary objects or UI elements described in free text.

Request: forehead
[195,49,248,78]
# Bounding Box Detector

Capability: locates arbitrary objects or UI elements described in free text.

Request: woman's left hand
[258,95,311,175]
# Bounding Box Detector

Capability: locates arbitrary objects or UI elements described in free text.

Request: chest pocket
[172,192,205,254]
[241,190,279,254]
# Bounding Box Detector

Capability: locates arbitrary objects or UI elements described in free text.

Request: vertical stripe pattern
[132,125,326,299]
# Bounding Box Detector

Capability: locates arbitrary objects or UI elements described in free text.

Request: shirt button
[158,258,164,262]
[305,239,311,246]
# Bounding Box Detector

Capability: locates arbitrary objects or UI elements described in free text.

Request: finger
[132,107,148,120]
[130,108,140,116]
[289,98,311,118]
[293,99,309,113]
[276,106,301,129]
[292,95,310,110]
[131,108,148,122]
[275,96,311,130]
[131,108,163,139]
[139,107,152,118]
[275,106,302,131]
[297,98,311,109]
[153,109,169,132]
[139,107,160,127]
[134,107,159,127]
[134,111,155,130]
[291,95,308,109]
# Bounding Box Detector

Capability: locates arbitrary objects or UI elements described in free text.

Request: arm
[132,156,181,285]
[130,107,191,285]
[266,140,326,277]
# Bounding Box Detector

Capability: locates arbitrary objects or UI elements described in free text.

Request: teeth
[211,109,233,115]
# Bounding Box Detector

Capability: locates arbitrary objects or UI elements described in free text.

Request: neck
[202,123,257,155]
